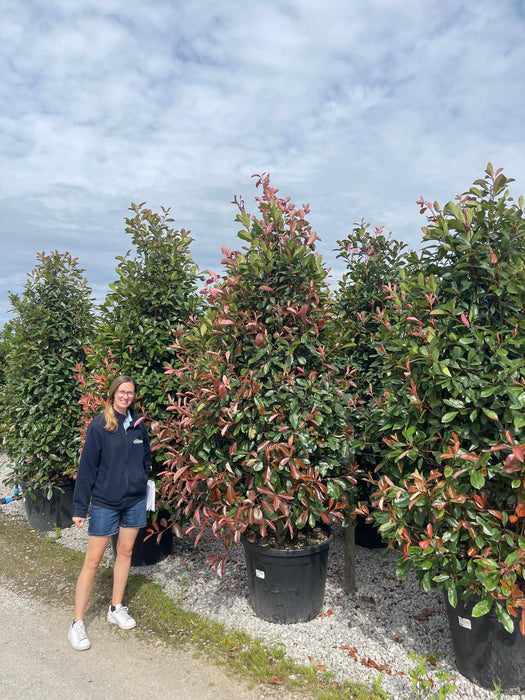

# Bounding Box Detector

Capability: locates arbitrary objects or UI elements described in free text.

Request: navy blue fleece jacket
[73,408,151,518]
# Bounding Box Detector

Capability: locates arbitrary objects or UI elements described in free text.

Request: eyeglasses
[116,391,135,398]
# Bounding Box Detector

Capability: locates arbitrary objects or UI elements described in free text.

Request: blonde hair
[103,375,136,433]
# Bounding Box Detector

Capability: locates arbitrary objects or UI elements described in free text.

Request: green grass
[0,512,382,699]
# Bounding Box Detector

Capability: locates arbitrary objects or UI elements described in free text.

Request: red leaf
[298,510,309,527]
[504,454,521,473]
[172,464,190,481]
[487,509,503,520]
[290,462,301,480]
[226,483,235,505]
[516,503,525,518]
[460,313,470,328]
[512,445,525,462]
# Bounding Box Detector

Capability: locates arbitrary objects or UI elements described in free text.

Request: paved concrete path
[0,583,284,700]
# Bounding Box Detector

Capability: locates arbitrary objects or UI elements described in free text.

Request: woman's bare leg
[112,527,140,606]
[74,536,109,621]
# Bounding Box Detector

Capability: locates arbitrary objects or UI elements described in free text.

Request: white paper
[146,479,156,511]
[458,615,472,630]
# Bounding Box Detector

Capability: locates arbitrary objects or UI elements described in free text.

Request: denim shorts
[88,498,147,537]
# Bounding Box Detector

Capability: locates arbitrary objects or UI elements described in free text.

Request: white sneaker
[68,620,91,651]
[107,604,136,629]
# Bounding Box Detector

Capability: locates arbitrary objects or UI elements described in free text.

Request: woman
[68,375,151,651]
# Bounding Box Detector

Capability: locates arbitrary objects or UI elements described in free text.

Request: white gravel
[1,452,523,699]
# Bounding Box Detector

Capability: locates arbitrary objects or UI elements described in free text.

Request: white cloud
[1,0,524,324]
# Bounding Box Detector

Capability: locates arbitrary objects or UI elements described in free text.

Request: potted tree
[156,174,358,623]
[76,203,202,565]
[0,251,94,530]
[334,222,409,549]
[368,165,525,691]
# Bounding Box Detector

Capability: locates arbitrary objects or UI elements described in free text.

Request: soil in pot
[242,526,333,624]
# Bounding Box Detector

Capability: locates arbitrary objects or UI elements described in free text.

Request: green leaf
[470,471,485,489]
[495,606,515,634]
[442,411,458,423]
[514,414,525,429]
[237,229,253,242]
[471,598,492,618]
[421,571,432,592]
[447,587,458,608]
[443,399,465,410]
[482,408,499,421]
[482,571,501,591]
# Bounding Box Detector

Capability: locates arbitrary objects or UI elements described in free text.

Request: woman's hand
[73,516,86,528]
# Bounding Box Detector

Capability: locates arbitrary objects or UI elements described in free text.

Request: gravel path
[0,584,286,700]
[1,453,523,699]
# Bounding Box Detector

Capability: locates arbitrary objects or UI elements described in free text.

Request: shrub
[77,203,202,478]
[0,251,94,496]
[334,222,409,501]
[370,165,525,632]
[156,175,358,570]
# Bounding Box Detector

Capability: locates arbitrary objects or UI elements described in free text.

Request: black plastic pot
[111,512,173,567]
[241,528,333,624]
[21,479,75,531]
[445,597,525,692]
[354,515,386,549]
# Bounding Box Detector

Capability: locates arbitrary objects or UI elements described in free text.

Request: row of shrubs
[1,164,524,632]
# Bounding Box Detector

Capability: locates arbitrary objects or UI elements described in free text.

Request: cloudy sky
[1,0,524,326]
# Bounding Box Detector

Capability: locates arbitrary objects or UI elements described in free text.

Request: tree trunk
[343,520,356,594]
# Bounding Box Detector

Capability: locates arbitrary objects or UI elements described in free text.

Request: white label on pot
[255,569,265,579]
[458,616,471,630]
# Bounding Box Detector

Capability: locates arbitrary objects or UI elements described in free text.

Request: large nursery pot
[241,527,334,624]
[21,479,75,531]
[445,597,525,692]
[354,514,386,549]
[111,510,173,567]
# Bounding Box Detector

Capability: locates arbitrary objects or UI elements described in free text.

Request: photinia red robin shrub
[155,175,359,573]
[368,165,525,633]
